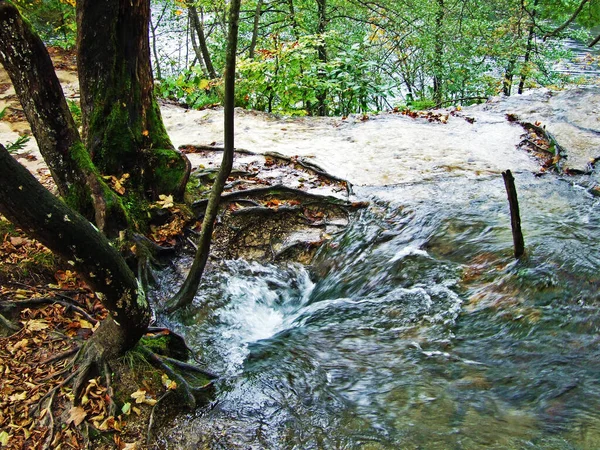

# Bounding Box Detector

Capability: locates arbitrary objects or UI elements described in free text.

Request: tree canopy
[146,0,600,116]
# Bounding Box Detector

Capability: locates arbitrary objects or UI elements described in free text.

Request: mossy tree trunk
[77,0,190,201]
[0,143,149,355]
[0,1,126,232]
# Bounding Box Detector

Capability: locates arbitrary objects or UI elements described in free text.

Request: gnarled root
[138,346,216,411]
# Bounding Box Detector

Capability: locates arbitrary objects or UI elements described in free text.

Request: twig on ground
[147,390,173,445]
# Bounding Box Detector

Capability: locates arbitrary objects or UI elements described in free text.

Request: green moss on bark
[147,148,189,198]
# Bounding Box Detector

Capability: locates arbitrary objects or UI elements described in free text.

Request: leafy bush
[236,35,391,116]
[155,67,221,110]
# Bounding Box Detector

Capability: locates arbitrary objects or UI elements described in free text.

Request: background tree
[151,0,600,114]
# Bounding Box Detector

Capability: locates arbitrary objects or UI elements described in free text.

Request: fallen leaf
[161,373,177,391]
[0,431,9,446]
[155,194,174,209]
[78,320,93,329]
[130,389,147,404]
[66,406,87,426]
[9,236,24,246]
[25,319,49,331]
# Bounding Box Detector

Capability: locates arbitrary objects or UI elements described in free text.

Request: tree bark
[249,0,264,59]
[316,0,328,116]
[0,145,149,353]
[188,5,217,79]
[518,0,538,95]
[503,58,516,96]
[77,0,190,200]
[189,13,208,76]
[432,0,445,104]
[166,0,240,312]
[0,1,126,232]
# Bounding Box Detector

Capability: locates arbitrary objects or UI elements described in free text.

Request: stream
[154,165,600,448]
[145,30,600,445]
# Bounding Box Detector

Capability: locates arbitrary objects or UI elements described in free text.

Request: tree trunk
[249,0,264,59]
[0,1,127,232]
[77,0,190,200]
[189,13,209,76]
[316,0,328,116]
[188,5,217,79]
[432,0,445,104]
[518,0,538,95]
[503,58,516,96]
[287,0,301,40]
[166,0,241,312]
[0,145,149,354]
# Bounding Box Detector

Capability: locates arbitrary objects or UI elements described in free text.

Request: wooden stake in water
[502,170,525,259]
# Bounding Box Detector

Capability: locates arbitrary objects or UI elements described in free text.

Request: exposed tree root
[138,346,215,410]
[32,369,78,416]
[39,345,80,366]
[180,144,256,155]
[180,144,353,196]
[263,151,354,195]
[40,390,56,450]
[0,312,19,333]
[193,184,356,216]
[0,296,97,325]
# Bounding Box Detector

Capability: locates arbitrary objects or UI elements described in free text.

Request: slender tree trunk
[189,5,217,79]
[518,0,538,95]
[316,0,328,116]
[150,16,162,80]
[503,58,516,96]
[166,0,241,312]
[249,0,264,59]
[77,0,190,200]
[189,14,208,76]
[432,0,445,104]
[0,2,126,232]
[0,145,149,354]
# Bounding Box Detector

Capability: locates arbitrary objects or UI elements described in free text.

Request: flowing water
[154,168,600,449]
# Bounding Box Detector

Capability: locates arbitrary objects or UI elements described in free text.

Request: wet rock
[474,87,600,173]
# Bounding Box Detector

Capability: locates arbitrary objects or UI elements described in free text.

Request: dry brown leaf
[66,406,87,426]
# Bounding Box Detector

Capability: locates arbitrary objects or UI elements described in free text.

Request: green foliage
[155,67,221,110]
[5,135,31,154]
[12,0,76,49]
[154,0,600,115]
[236,35,391,116]
[67,99,82,128]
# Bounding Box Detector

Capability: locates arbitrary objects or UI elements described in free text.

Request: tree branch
[544,0,589,39]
